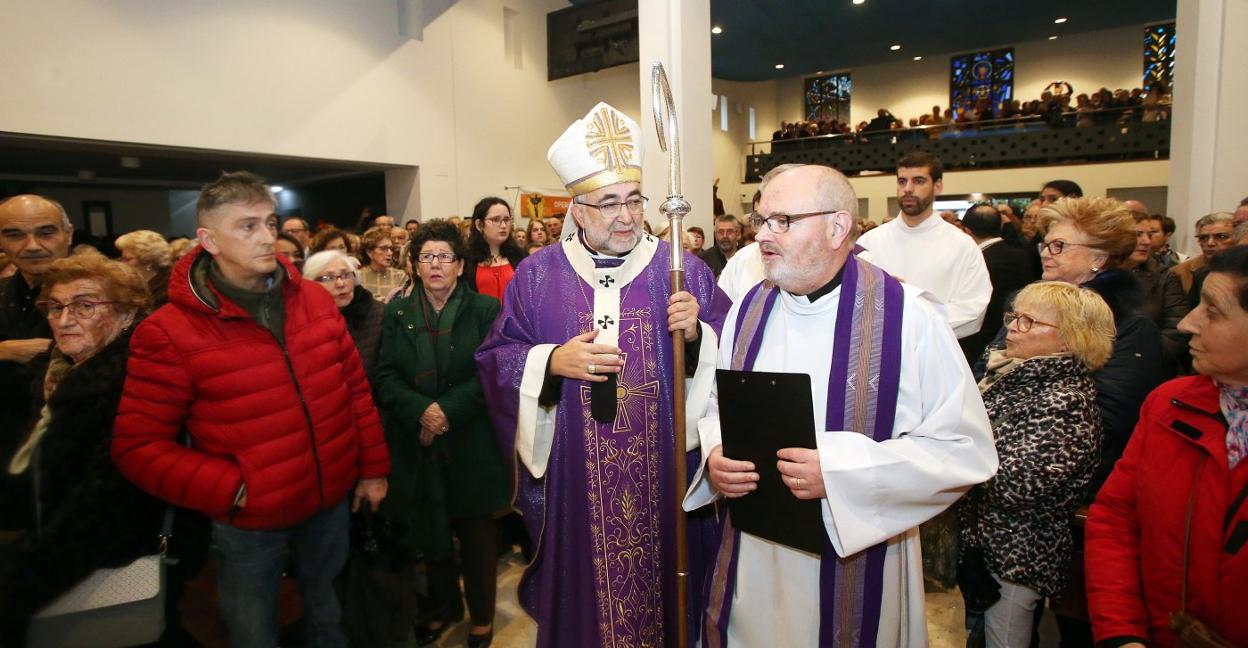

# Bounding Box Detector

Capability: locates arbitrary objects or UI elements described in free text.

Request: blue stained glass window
[804,73,852,123]
[1143,23,1176,91]
[950,48,1014,119]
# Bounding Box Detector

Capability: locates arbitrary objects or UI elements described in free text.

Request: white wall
[0,0,641,226]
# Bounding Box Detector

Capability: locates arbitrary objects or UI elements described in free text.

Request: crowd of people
[0,98,1246,648]
[772,84,1171,143]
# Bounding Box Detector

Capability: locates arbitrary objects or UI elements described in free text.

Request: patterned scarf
[1218,382,1248,468]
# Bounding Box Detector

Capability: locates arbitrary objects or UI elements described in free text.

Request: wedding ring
[588,363,596,374]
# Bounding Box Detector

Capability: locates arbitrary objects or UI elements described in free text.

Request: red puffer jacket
[112,249,390,530]
[1085,375,1248,647]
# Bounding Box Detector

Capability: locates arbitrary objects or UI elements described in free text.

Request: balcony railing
[745,110,1171,182]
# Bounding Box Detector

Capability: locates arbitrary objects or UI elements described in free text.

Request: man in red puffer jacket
[112,171,389,648]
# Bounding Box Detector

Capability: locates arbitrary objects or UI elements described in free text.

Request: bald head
[765,164,858,220]
[0,194,73,281]
[756,165,859,294]
[1121,199,1148,216]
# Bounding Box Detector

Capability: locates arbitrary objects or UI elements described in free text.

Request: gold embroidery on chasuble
[579,308,664,647]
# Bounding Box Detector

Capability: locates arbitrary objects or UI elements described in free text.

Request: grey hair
[1234,221,1248,243]
[302,249,361,283]
[1194,211,1234,230]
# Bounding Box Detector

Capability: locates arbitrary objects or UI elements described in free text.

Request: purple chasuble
[476,236,732,648]
[703,254,904,648]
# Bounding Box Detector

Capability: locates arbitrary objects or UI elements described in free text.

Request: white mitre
[547,102,643,198]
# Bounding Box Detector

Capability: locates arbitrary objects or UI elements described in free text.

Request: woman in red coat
[1086,245,1248,647]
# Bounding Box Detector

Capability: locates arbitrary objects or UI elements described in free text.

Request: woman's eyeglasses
[417,252,458,264]
[315,272,355,285]
[1040,239,1098,256]
[1003,311,1059,333]
[36,300,117,319]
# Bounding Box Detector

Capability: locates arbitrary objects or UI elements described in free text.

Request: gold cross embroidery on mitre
[585,107,635,172]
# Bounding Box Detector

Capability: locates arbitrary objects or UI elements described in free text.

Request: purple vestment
[476,234,732,647]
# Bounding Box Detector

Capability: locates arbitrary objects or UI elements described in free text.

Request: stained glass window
[1143,23,1176,91]
[804,73,852,123]
[950,48,1014,119]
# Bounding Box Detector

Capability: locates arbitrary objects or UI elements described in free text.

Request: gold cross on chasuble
[581,351,661,435]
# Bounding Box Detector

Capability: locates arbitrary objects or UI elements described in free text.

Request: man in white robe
[685,164,997,646]
[856,152,992,339]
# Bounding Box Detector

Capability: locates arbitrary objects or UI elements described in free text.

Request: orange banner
[517,192,571,222]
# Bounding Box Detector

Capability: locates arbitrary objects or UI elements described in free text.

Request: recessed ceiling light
[852,0,865,4]
[890,44,901,51]
[913,56,922,61]
[775,63,785,69]
[1049,35,1059,40]
[270,185,285,193]
[711,26,723,34]
[1054,17,1067,24]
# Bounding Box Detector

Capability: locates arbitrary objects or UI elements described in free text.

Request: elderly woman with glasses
[958,282,1115,647]
[462,197,527,303]
[0,253,172,644]
[374,220,508,648]
[302,250,383,381]
[358,225,407,303]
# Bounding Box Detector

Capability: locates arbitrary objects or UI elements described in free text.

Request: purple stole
[703,254,904,648]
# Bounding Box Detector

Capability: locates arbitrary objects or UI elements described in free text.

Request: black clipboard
[716,369,826,555]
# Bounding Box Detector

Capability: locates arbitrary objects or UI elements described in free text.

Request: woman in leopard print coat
[958,282,1116,647]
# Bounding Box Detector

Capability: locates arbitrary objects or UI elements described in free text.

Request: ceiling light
[913,56,922,61]
[1049,35,1059,40]
[270,185,285,193]
[890,44,901,51]
[1054,17,1067,24]
[774,63,785,69]
[711,26,723,34]
[852,0,865,4]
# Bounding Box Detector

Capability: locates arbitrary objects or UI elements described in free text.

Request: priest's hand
[551,329,622,382]
[707,445,758,498]
[777,448,826,500]
[668,291,700,341]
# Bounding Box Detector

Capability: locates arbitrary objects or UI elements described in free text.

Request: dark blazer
[1130,257,1190,378]
[961,240,1037,363]
[0,328,166,641]
[0,274,50,533]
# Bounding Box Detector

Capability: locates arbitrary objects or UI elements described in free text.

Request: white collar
[978,237,1004,250]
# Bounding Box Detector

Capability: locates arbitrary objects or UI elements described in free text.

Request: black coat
[973,269,1162,491]
[0,274,50,533]
[0,327,166,638]
[1130,257,1190,378]
[342,284,385,383]
[961,240,1038,363]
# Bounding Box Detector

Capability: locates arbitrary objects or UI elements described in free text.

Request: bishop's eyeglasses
[576,196,648,219]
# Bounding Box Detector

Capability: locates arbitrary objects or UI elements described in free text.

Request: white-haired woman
[303,250,383,381]
[115,230,173,307]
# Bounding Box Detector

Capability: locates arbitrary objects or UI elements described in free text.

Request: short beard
[899,196,932,217]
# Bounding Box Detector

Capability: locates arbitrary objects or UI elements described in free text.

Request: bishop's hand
[667,291,700,341]
[707,444,758,498]
[550,329,623,382]
[777,448,826,500]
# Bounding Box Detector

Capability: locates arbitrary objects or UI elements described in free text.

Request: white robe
[857,215,992,339]
[684,282,998,647]
[717,242,765,304]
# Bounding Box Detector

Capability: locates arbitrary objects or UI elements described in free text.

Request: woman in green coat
[375,220,508,648]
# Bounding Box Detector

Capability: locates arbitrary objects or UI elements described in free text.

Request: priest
[476,102,732,648]
[686,164,997,646]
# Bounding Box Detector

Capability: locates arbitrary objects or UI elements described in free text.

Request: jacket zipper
[1169,397,1227,425]
[276,335,326,511]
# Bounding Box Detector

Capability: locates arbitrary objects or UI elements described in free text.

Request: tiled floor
[183,550,1061,647]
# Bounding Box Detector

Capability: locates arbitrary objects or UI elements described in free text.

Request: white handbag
[25,509,173,648]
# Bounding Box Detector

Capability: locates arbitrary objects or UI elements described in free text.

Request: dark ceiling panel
[696,0,1176,81]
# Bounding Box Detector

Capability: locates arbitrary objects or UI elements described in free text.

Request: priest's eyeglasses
[577,196,648,218]
[1003,311,1059,333]
[417,252,458,264]
[749,210,844,234]
[36,299,117,320]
